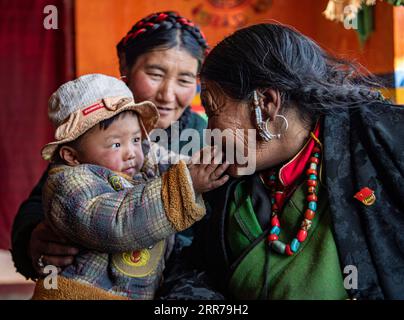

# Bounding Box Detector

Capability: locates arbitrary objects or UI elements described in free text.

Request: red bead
[307,180,317,187]
[313,146,321,153]
[155,13,169,22]
[274,192,285,208]
[272,204,278,212]
[200,30,206,40]
[306,169,317,176]
[130,28,146,39]
[297,230,308,242]
[285,245,294,256]
[307,194,318,202]
[268,234,278,242]
[177,18,188,24]
[308,186,316,193]
[271,216,280,227]
[310,157,319,164]
[305,209,316,220]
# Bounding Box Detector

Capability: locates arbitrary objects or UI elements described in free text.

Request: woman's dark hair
[200,23,387,127]
[117,11,208,72]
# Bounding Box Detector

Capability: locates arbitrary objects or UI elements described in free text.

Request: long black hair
[117,11,208,73]
[201,23,387,127]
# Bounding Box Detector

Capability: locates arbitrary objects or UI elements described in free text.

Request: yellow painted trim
[396,88,404,105]
[380,87,404,104]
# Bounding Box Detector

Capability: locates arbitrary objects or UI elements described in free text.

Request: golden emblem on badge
[354,187,376,206]
[108,174,124,191]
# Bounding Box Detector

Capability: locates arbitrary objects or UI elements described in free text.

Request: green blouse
[227,180,348,300]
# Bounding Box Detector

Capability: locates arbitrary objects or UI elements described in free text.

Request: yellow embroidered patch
[111,240,165,277]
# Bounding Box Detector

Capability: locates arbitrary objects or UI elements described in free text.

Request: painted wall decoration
[75,0,404,110]
[190,0,273,29]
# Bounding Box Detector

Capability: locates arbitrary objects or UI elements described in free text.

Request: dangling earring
[253,91,289,140]
[265,115,289,139]
[253,90,274,141]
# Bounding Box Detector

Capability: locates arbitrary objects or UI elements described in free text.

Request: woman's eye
[133,137,141,143]
[148,73,163,79]
[112,143,120,149]
[179,78,193,85]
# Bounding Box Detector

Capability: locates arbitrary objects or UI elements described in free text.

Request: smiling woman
[126,48,198,130]
[117,11,208,145]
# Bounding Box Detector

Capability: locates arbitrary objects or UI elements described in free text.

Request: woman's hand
[29,221,79,275]
[188,146,230,194]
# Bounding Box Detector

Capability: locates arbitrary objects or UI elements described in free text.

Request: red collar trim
[278,121,321,187]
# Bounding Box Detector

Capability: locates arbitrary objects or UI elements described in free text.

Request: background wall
[75,1,397,79]
[75,0,403,108]
[0,0,75,250]
[393,8,404,101]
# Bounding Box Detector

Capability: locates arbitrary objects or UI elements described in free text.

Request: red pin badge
[354,187,376,206]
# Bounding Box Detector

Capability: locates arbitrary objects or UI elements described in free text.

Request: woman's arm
[11,169,47,279]
[11,168,79,279]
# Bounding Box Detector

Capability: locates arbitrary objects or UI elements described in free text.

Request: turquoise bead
[270,226,280,235]
[308,201,317,211]
[271,198,275,204]
[270,175,276,180]
[271,240,286,254]
[310,163,317,170]
[291,238,301,253]
[314,152,320,158]
[309,174,317,180]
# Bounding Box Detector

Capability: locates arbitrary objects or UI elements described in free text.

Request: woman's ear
[118,51,129,79]
[59,146,81,166]
[260,88,282,119]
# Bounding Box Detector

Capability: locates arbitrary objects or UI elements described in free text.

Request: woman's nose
[156,79,176,103]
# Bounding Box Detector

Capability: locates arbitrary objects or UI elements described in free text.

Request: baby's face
[77,112,144,177]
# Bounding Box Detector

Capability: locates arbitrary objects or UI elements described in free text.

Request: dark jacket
[161,102,404,300]
[11,108,207,280]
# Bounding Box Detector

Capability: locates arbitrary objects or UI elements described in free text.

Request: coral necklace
[265,144,322,256]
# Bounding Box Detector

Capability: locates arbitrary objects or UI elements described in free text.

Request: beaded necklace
[264,143,322,256]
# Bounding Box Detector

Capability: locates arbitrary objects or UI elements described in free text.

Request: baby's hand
[187,146,230,194]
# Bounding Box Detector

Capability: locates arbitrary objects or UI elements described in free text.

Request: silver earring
[265,115,289,139]
[253,90,273,141]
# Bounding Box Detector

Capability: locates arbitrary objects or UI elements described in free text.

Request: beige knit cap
[41,74,159,161]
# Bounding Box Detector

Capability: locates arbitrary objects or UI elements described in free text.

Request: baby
[31,74,228,300]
